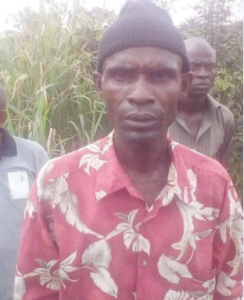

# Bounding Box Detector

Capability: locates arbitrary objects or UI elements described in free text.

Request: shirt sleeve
[13,162,59,300]
[213,176,243,299]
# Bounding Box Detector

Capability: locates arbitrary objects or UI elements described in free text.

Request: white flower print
[90,267,118,298]
[79,142,107,175]
[13,272,26,300]
[216,222,227,244]
[216,271,237,296]
[200,277,215,300]
[95,190,107,201]
[226,186,243,277]
[106,209,150,255]
[101,131,113,154]
[36,158,59,199]
[79,153,107,175]
[157,254,192,284]
[23,252,79,290]
[59,251,79,283]
[157,164,181,207]
[227,213,243,276]
[43,173,103,238]
[24,200,36,219]
[187,169,197,201]
[169,140,179,151]
[83,141,101,153]
[164,290,192,300]
[81,239,118,298]
[24,258,61,290]
[82,240,112,269]
[172,168,219,261]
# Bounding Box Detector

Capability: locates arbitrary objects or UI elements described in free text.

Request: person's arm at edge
[218,110,235,167]
[213,174,242,299]
[13,162,59,300]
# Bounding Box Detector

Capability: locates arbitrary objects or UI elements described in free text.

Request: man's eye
[205,65,216,72]
[114,71,131,81]
[190,64,198,71]
[151,71,167,81]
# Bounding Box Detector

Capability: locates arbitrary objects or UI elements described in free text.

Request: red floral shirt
[14,133,242,300]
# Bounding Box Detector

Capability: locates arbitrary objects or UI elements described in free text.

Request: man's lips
[125,113,157,121]
[124,113,158,128]
[194,82,210,89]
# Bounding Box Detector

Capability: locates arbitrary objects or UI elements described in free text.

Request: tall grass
[0,0,242,197]
[0,1,115,156]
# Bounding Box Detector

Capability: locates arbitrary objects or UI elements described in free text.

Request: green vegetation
[0,0,242,196]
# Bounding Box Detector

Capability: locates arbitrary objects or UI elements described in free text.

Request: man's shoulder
[14,137,47,155]
[175,142,229,180]
[40,138,106,181]
[208,95,234,124]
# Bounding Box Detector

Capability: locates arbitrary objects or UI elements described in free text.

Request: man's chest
[184,112,205,140]
[45,185,218,300]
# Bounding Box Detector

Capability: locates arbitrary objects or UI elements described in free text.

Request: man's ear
[180,72,193,97]
[93,71,103,95]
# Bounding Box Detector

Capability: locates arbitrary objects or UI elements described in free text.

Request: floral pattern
[14,133,242,299]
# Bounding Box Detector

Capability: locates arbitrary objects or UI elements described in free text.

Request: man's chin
[119,129,162,146]
[190,87,210,97]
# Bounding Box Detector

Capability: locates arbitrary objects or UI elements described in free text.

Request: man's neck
[113,131,171,205]
[179,94,208,114]
[113,132,170,175]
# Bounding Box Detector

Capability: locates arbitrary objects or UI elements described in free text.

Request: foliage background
[0,0,242,196]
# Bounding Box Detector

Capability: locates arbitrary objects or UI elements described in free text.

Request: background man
[14,1,242,299]
[169,37,235,165]
[0,85,48,300]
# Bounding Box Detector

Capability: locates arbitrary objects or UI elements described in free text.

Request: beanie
[97,0,190,73]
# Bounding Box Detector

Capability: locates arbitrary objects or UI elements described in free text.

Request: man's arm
[14,164,59,300]
[213,177,242,299]
[218,109,235,166]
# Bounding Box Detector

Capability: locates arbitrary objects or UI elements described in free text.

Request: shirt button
[142,260,147,266]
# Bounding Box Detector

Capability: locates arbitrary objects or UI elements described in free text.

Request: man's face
[95,47,191,144]
[187,45,217,97]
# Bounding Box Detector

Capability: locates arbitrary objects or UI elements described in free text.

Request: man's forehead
[103,47,182,70]
[185,40,216,60]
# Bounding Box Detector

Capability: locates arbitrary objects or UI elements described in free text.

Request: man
[14,1,242,299]
[0,85,48,300]
[169,37,235,165]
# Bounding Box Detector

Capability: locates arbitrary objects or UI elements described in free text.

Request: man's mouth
[194,82,210,89]
[124,113,158,128]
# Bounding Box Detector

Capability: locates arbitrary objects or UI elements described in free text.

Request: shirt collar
[207,94,221,109]
[0,128,17,157]
[174,94,221,139]
[94,132,194,207]
[175,94,220,124]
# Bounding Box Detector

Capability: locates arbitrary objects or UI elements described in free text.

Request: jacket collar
[0,128,17,157]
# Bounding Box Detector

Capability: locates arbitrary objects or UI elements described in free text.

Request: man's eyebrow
[106,65,137,72]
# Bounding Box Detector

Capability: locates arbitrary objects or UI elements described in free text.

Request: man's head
[94,0,192,145]
[0,85,7,127]
[185,37,217,98]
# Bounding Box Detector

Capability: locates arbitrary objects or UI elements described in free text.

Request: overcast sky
[0,0,202,31]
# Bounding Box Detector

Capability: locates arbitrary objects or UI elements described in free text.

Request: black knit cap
[97,0,190,73]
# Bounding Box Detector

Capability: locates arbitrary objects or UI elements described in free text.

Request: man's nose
[127,76,155,105]
[196,66,209,78]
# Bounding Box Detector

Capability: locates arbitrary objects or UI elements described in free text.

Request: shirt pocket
[179,268,216,299]
[7,171,30,200]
